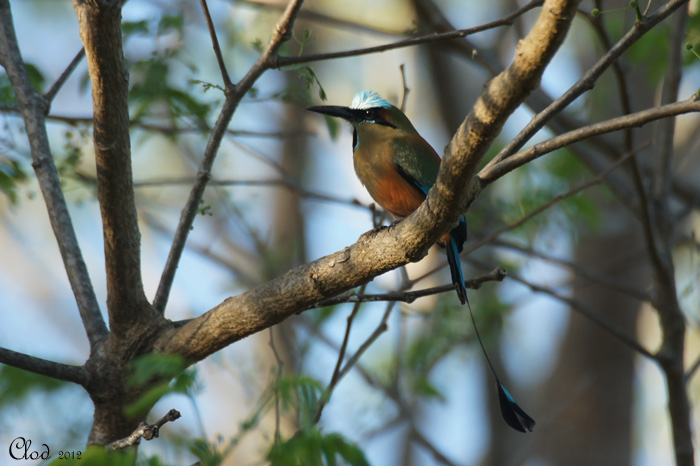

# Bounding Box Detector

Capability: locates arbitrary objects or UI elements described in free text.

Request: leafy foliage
[125,353,197,418]
[120,15,212,128]
[273,375,325,430]
[189,438,224,466]
[0,365,68,409]
[0,62,45,106]
[0,158,27,204]
[267,429,370,466]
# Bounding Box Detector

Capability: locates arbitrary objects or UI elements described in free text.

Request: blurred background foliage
[0,0,699,465]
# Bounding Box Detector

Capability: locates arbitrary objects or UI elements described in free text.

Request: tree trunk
[527,208,644,465]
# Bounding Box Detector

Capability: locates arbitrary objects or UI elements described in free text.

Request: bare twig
[314,268,506,307]
[398,64,409,112]
[472,146,643,258]
[273,0,543,68]
[479,99,700,184]
[411,426,459,466]
[108,409,181,450]
[0,347,86,385]
[490,239,650,302]
[0,0,107,347]
[413,144,645,286]
[133,176,367,208]
[43,48,85,103]
[153,0,306,313]
[468,260,655,360]
[313,283,367,423]
[269,329,283,442]
[645,8,694,466]
[685,355,700,385]
[335,303,395,383]
[482,0,689,172]
[199,0,233,89]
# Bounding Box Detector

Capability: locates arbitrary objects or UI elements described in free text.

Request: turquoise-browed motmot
[308,90,535,433]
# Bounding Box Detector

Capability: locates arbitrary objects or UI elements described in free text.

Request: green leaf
[0,73,15,105]
[127,353,188,388]
[24,63,45,93]
[412,378,445,401]
[189,438,223,466]
[158,14,184,34]
[309,304,341,326]
[0,158,28,204]
[0,62,44,105]
[273,375,324,429]
[628,25,669,85]
[267,430,369,466]
[122,20,149,39]
[124,353,196,418]
[0,365,68,409]
[124,381,172,419]
[324,115,339,140]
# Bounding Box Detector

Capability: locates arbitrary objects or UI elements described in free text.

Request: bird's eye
[363,109,375,119]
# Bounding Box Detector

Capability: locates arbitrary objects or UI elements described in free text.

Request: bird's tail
[448,235,536,433]
[447,236,468,305]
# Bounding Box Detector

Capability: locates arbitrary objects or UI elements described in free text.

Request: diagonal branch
[43,48,85,104]
[0,347,87,385]
[466,259,655,360]
[154,0,581,363]
[0,0,107,348]
[482,0,690,172]
[410,144,644,288]
[273,0,543,68]
[152,0,306,313]
[479,97,700,184]
[199,0,232,89]
[425,0,582,237]
[490,239,650,302]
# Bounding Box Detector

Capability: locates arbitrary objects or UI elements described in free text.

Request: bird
[308,90,535,433]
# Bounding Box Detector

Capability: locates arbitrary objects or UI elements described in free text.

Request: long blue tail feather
[447,233,535,433]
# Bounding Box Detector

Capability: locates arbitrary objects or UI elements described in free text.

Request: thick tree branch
[0,0,107,348]
[152,0,306,313]
[74,0,154,335]
[427,0,582,234]
[0,347,86,385]
[154,0,580,363]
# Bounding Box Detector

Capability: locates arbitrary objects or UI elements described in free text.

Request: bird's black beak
[306,105,355,121]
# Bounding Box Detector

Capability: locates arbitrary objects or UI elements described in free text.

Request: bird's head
[307,90,418,148]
